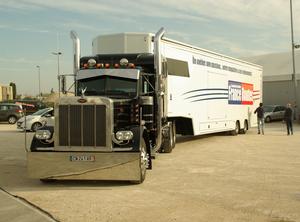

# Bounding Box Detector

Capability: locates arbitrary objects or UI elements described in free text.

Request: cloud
[203,36,272,57]
[0,24,49,33]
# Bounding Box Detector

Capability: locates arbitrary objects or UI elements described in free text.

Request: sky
[0,0,300,95]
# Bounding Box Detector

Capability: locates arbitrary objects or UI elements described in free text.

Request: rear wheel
[8,116,17,124]
[240,120,248,134]
[230,121,240,136]
[171,122,176,149]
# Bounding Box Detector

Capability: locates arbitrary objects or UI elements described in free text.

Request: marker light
[88,59,96,67]
[128,63,135,68]
[105,63,110,68]
[120,58,129,66]
[96,63,104,68]
[83,63,88,69]
[114,64,120,68]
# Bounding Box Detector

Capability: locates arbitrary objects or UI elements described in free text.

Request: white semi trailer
[27,28,262,183]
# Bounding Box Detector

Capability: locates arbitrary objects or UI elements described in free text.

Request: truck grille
[58,105,106,147]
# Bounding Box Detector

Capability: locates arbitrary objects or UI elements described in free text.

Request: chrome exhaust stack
[70,30,81,88]
[154,27,165,151]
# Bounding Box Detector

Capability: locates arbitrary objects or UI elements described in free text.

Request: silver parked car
[264,105,286,123]
[17,107,54,131]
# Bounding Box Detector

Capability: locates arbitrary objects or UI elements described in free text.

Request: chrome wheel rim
[140,143,147,177]
[8,117,16,124]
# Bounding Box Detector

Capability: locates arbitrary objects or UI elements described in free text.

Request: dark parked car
[263,105,286,122]
[0,103,24,124]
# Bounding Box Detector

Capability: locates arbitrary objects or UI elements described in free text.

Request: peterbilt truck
[27,28,262,183]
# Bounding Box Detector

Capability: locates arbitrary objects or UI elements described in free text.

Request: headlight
[115,131,133,141]
[35,130,52,140]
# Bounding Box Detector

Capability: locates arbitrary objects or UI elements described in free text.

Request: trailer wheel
[240,120,248,134]
[171,121,176,149]
[161,124,174,153]
[132,138,147,184]
[230,121,240,136]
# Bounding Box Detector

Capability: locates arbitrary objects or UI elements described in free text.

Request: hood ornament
[78,87,87,103]
[81,87,87,98]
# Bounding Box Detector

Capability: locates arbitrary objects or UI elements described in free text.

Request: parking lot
[0,122,300,222]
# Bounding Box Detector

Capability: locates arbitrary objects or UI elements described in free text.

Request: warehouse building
[0,84,13,102]
[244,50,300,116]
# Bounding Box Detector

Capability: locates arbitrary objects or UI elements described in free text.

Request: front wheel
[132,139,148,184]
[31,122,42,132]
[8,116,17,124]
[265,116,271,123]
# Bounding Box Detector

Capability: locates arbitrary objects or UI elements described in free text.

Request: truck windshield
[77,76,137,98]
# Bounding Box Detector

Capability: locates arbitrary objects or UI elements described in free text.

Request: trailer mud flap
[27,152,141,181]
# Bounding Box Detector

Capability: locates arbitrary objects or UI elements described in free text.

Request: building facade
[244,50,300,118]
[0,84,13,101]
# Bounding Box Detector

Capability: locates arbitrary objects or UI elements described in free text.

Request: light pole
[36,65,41,99]
[290,0,298,120]
[52,52,62,97]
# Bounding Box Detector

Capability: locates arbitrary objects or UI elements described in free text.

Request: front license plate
[69,155,95,162]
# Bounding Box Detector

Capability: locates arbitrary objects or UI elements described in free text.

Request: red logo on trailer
[241,83,253,105]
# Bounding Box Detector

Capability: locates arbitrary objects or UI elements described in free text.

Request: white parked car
[17,107,54,131]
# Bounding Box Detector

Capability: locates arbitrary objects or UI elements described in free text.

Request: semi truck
[27,28,262,183]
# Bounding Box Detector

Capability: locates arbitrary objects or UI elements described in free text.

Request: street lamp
[290,0,298,120]
[36,65,41,99]
[52,52,62,97]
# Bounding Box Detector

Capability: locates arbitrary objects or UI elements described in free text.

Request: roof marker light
[128,63,135,68]
[96,63,104,68]
[120,58,129,66]
[88,58,96,67]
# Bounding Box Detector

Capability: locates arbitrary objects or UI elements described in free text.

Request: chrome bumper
[27,151,141,181]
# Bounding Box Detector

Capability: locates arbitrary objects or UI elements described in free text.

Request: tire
[31,122,42,132]
[8,116,17,124]
[161,125,174,153]
[132,138,148,184]
[265,116,271,123]
[230,121,240,136]
[171,122,176,149]
[240,120,248,134]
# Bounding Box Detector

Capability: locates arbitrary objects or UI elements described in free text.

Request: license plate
[69,155,95,162]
